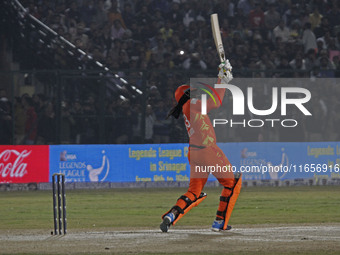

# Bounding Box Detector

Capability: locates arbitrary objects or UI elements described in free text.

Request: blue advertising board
[49,144,190,183]
[219,142,340,180]
[49,142,340,183]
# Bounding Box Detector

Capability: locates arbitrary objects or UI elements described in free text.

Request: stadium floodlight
[131,86,143,95]
[120,78,127,84]
[59,36,76,48]
[95,61,103,68]
[38,30,46,37]
[77,49,86,55]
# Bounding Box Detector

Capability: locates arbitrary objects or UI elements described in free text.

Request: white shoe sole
[211,225,232,232]
[211,227,221,232]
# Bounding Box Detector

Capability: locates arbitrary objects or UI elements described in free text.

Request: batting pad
[173,193,207,225]
[222,177,242,230]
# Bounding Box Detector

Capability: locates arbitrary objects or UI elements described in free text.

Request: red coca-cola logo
[0,150,31,178]
[0,146,49,183]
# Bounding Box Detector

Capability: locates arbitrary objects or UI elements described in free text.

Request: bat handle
[220,55,226,63]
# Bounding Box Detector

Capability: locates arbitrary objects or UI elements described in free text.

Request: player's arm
[206,60,233,111]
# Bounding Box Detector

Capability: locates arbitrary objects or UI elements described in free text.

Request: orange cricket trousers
[175,144,241,226]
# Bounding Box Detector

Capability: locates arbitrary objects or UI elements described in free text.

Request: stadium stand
[0,0,340,144]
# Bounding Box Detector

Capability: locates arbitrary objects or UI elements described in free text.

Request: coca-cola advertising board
[0,146,49,183]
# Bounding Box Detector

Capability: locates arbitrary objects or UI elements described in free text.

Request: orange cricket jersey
[182,87,226,147]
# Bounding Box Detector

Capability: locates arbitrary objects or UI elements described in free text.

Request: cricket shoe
[211,219,232,232]
[160,212,175,232]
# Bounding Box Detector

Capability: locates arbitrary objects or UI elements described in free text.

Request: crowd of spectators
[1,0,340,144]
[20,0,340,77]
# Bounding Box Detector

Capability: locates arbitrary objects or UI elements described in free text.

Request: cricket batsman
[160,60,242,232]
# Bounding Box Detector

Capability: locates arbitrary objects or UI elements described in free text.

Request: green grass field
[1,185,339,231]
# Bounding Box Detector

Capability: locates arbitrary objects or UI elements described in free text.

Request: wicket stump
[52,173,67,235]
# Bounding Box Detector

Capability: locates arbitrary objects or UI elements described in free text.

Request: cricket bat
[210,13,225,63]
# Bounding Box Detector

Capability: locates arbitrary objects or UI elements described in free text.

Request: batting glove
[218,60,233,84]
